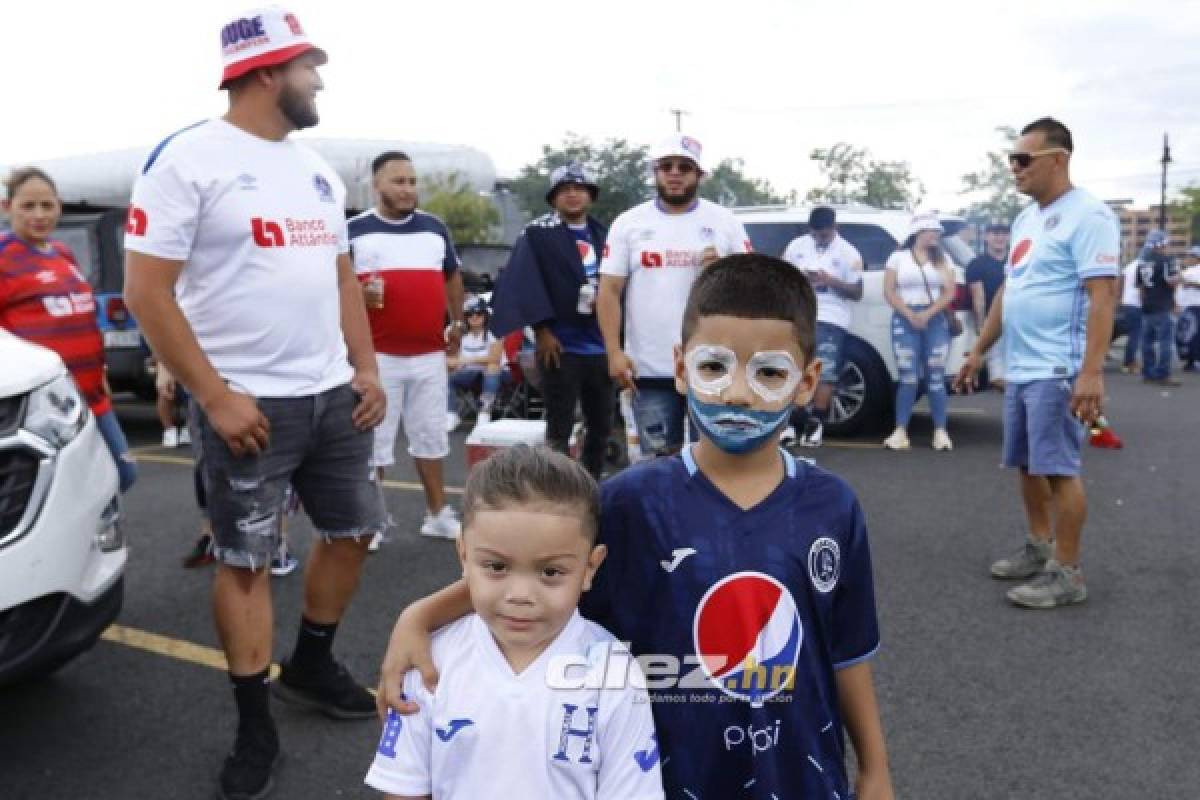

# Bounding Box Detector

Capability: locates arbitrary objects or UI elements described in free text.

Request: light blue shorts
[1002,378,1084,477]
[815,321,846,385]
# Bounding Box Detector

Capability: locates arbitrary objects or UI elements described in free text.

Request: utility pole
[1160,133,1172,231]
[668,108,689,133]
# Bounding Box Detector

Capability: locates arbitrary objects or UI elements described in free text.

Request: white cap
[908,211,945,238]
[219,7,327,89]
[650,134,706,173]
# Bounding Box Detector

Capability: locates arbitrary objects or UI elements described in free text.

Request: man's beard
[382,193,417,218]
[657,181,698,208]
[278,85,319,130]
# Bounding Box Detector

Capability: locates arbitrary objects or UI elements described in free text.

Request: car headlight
[23,372,87,449]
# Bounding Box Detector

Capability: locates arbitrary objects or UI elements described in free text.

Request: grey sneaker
[1007,560,1087,609]
[989,537,1054,579]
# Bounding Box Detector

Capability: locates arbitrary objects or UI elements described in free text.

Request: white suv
[734,204,978,436]
[0,332,125,685]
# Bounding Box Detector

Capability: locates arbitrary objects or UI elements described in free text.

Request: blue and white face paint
[684,345,802,454]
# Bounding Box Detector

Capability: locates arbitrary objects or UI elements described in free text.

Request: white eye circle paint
[685,346,802,404]
[746,351,802,404]
[685,345,736,397]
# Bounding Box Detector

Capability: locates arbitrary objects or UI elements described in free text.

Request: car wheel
[826,337,892,438]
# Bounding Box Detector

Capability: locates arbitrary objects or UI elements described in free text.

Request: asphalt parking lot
[3,366,1198,799]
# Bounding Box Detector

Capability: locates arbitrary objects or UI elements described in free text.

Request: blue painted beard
[687,391,792,455]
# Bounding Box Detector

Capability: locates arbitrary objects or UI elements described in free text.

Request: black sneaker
[218,723,280,800]
[272,659,376,720]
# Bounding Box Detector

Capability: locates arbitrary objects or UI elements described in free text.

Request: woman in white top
[1177,245,1200,372]
[1117,258,1144,373]
[882,213,957,451]
[447,297,509,430]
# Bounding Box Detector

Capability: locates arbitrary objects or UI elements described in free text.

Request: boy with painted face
[376,255,893,800]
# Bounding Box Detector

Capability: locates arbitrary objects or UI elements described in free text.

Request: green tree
[805,144,868,205]
[508,134,651,226]
[863,160,924,210]
[699,158,787,207]
[1171,183,1200,242]
[958,126,1025,224]
[422,172,500,244]
[805,143,923,209]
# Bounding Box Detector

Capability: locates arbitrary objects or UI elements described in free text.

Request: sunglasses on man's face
[656,159,697,174]
[1008,147,1068,169]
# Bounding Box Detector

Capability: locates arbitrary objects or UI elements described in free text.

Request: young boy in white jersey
[376,255,893,799]
[365,444,663,800]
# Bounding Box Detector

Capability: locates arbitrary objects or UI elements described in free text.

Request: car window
[744,222,807,259]
[744,221,899,271]
[837,224,899,271]
[52,225,101,284]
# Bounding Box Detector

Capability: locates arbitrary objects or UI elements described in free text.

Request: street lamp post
[1160,133,1172,232]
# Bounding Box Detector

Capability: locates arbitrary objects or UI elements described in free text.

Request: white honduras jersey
[781,233,863,328]
[365,612,664,800]
[599,199,751,379]
[126,118,353,397]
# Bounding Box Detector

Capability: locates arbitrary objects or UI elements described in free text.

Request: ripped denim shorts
[193,383,384,570]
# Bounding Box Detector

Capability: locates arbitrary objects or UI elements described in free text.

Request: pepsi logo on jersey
[1008,238,1034,279]
[693,572,803,707]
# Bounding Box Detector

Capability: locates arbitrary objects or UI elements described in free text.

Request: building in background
[1107,199,1192,262]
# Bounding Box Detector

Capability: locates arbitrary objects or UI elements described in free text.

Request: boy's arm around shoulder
[377,580,473,716]
[366,671,436,800]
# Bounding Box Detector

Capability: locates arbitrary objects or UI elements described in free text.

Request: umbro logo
[660,548,697,573]
[435,719,474,741]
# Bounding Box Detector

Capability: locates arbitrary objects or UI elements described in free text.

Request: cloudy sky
[3,0,1198,212]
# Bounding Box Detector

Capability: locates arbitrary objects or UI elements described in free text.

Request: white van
[0,332,124,685]
[734,205,979,436]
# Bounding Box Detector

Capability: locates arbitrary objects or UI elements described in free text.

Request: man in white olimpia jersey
[781,206,864,447]
[124,8,385,799]
[596,134,752,456]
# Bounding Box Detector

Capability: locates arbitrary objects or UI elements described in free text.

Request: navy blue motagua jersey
[581,447,880,799]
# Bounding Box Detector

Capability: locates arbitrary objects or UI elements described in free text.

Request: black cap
[808,207,836,230]
[985,222,1011,234]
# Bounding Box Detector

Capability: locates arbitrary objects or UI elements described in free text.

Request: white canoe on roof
[3,137,496,211]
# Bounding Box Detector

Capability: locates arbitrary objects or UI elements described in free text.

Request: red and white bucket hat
[218,6,327,89]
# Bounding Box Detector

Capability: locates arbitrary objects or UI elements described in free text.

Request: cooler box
[466,419,547,469]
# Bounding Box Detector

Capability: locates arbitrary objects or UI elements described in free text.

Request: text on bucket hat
[545,162,599,205]
[219,7,327,89]
[907,212,945,238]
[650,134,706,173]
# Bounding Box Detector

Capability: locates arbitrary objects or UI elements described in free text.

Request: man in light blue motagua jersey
[956,117,1119,610]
